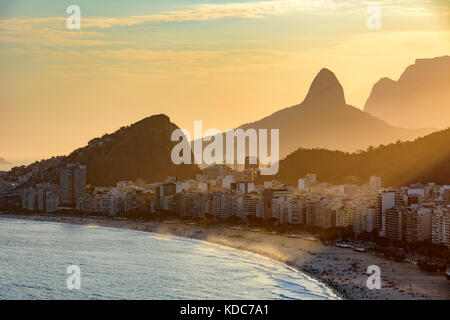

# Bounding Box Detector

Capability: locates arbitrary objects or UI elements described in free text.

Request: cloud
[0,1,343,31]
[1,0,443,33]
[0,18,131,46]
[62,0,450,28]
[0,157,11,165]
[55,48,308,73]
[0,0,446,46]
[10,47,305,79]
[6,27,449,79]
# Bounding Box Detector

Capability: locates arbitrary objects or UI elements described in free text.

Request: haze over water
[0,217,339,300]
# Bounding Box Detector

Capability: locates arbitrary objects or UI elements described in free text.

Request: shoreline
[1,212,449,300]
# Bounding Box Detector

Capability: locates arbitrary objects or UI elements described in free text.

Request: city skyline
[5,155,449,300]
[1,0,450,305]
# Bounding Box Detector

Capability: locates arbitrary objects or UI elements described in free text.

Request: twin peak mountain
[239,68,432,158]
[303,68,346,107]
[65,67,433,186]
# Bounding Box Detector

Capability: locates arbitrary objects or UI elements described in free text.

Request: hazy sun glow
[0,0,449,169]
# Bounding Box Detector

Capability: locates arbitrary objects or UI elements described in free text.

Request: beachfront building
[353,206,377,234]
[156,181,180,211]
[44,191,59,213]
[21,187,59,213]
[59,163,86,207]
[174,192,205,219]
[403,205,434,243]
[377,190,403,237]
[432,207,450,247]
[385,206,404,241]
[290,199,305,224]
[230,194,244,219]
[272,196,290,224]
[21,188,36,211]
[243,193,261,220]
[212,192,231,219]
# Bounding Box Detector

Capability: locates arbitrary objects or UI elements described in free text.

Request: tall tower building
[385,206,404,241]
[369,176,381,191]
[73,166,87,202]
[60,169,73,206]
[60,164,87,207]
[377,190,403,237]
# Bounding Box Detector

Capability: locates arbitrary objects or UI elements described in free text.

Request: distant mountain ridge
[364,56,450,129]
[7,59,445,186]
[6,115,201,187]
[238,68,433,158]
[265,128,450,187]
[66,114,201,186]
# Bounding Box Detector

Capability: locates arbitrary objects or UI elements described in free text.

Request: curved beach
[1,212,449,300]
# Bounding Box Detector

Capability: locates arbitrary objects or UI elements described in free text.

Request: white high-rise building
[369,176,381,191]
[432,208,450,247]
[22,188,36,211]
[45,191,59,213]
[377,191,396,237]
[416,208,432,241]
[298,179,306,191]
[354,206,378,234]
[59,164,86,207]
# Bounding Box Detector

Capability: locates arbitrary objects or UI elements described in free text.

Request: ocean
[0,217,339,300]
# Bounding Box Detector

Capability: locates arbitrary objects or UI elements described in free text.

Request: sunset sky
[0,0,449,170]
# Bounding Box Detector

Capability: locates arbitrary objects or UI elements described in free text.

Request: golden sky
[0,0,449,169]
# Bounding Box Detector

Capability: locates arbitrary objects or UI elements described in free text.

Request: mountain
[238,68,433,159]
[265,128,450,187]
[66,114,201,186]
[364,56,450,129]
[6,114,201,187]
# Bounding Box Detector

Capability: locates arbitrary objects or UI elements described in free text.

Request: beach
[1,212,449,300]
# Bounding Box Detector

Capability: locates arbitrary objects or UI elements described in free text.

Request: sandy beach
[1,212,449,300]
